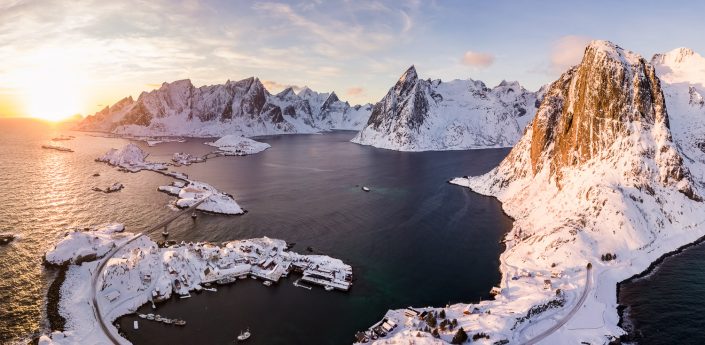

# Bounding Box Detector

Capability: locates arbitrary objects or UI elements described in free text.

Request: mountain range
[77,78,372,137]
[352,65,544,151]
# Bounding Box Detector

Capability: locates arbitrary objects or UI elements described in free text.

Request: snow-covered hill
[351,66,543,151]
[362,41,705,344]
[77,79,372,137]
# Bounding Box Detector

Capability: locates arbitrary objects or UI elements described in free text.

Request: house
[544,279,552,290]
[104,290,120,302]
[404,307,420,318]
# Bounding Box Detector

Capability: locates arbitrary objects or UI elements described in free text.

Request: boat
[162,231,169,236]
[138,314,147,319]
[236,328,251,341]
[324,285,334,291]
[146,314,155,320]
[175,320,186,326]
[155,314,162,322]
[163,319,173,324]
[262,281,272,287]
[191,212,197,219]
[362,186,370,192]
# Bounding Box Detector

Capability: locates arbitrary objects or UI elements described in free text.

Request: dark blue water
[619,242,705,345]
[0,118,513,344]
[116,132,513,344]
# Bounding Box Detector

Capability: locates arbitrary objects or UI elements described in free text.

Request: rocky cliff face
[527,41,696,198]
[352,66,541,151]
[77,78,371,137]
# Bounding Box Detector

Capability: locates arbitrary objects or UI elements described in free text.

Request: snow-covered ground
[158,180,243,215]
[204,135,271,155]
[98,144,243,215]
[39,227,351,345]
[96,143,167,172]
[171,152,205,166]
[359,42,705,344]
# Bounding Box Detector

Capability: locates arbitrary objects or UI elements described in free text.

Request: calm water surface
[0,118,512,344]
[619,242,705,345]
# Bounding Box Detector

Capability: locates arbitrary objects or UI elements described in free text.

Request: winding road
[90,197,210,345]
[520,264,593,345]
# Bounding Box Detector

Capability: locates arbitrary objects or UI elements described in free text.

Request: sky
[1,0,705,120]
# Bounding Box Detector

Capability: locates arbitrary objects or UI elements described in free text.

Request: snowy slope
[77,79,371,137]
[362,41,705,345]
[351,66,542,151]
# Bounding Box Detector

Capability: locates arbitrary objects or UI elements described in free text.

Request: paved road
[90,197,210,345]
[521,265,593,345]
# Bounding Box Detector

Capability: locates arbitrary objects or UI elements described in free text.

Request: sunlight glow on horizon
[17,50,84,122]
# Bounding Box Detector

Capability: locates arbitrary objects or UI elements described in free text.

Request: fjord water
[619,244,705,345]
[0,118,512,344]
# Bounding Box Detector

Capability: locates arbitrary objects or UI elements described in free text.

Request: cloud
[262,80,302,93]
[550,35,592,72]
[346,87,364,96]
[461,51,495,68]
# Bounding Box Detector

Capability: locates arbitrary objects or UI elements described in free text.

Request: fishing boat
[324,285,334,291]
[138,314,147,319]
[362,186,370,192]
[155,314,162,322]
[175,320,186,326]
[236,328,251,342]
[262,280,272,287]
[146,314,155,320]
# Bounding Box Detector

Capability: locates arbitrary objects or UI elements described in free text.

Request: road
[521,265,593,345]
[90,196,210,345]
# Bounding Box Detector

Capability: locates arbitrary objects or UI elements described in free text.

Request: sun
[19,52,83,122]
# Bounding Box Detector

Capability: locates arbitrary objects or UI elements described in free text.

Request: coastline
[616,231,705,342]
[45,264,68,333]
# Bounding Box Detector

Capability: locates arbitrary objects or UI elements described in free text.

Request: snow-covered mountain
[77,78,372,137]
[652,47,705,179]
[351,66,543,151]
[366,41,705,344]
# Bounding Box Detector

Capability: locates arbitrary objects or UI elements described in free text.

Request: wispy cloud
[550,35,592,72]
[346,87,365,96]
[262,80,302,93]
[461,51,495,68]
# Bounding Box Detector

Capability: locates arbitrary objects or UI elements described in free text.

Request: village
[41,225,353,344]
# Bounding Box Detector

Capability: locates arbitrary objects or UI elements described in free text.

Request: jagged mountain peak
[652,47,698,65]
[581,40,644,68]
[276,87,298,99]
[353,65,540,151]
[398,65,418,84]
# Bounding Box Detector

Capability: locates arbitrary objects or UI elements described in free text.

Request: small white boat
[362,186,370,192]
[163,319,173,324]
[162,231,169,236]
[250,275,257,280]
[138,314,147,319]
[175,320,186,326]
[133,320,139,330]
[237,328,251,341]
[146,314,155,320]
[324,285,334,291]
[262,281,272,287]
[155,315,162,322]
